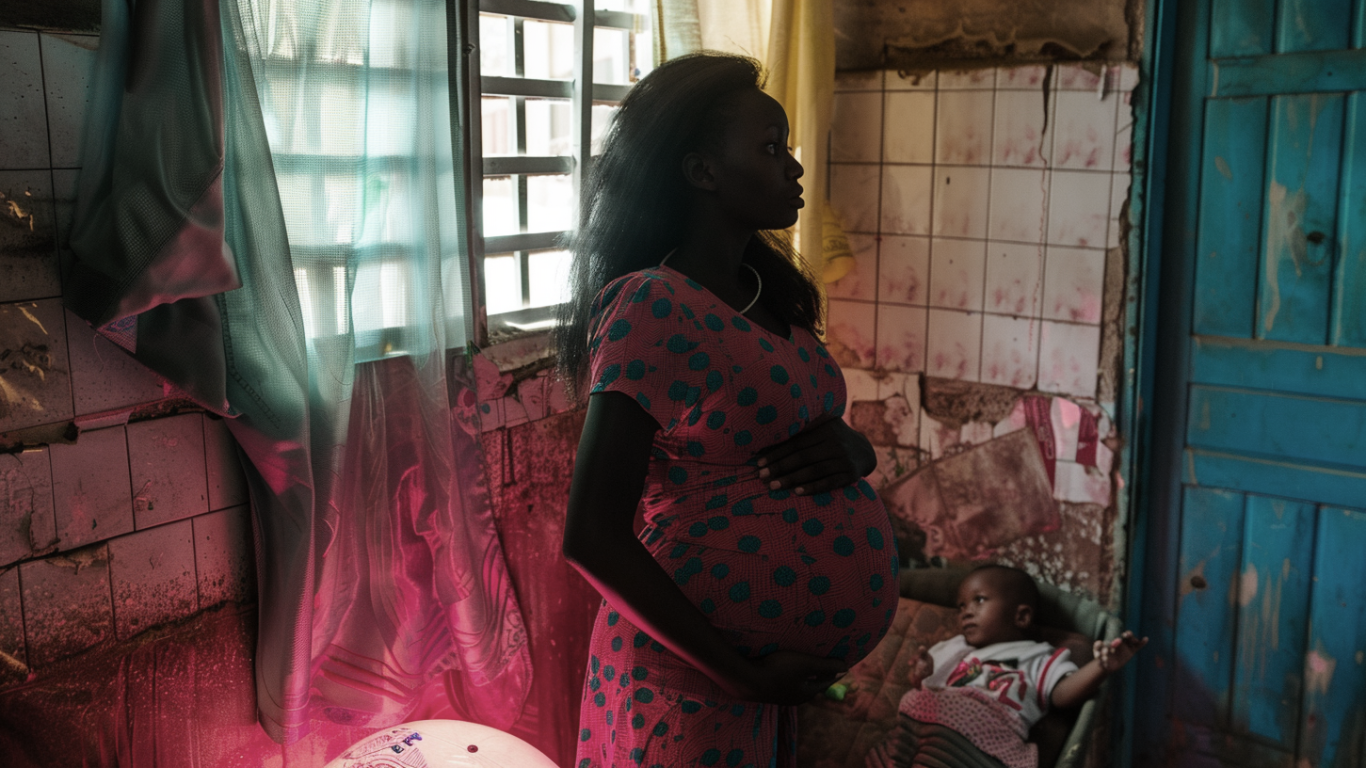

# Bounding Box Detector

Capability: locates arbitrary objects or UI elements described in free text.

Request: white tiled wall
[0,30,253,684]
[826,64,1134,400]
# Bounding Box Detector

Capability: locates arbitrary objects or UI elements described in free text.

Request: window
[462,0,654,343]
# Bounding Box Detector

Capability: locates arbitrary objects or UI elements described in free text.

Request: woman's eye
[765,142,778,154]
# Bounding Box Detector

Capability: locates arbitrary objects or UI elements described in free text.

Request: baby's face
[955,572,1029,646]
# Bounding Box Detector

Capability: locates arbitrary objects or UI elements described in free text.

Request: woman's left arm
[755,411,877,496]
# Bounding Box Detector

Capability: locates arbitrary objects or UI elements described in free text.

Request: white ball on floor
[324,720,558,768]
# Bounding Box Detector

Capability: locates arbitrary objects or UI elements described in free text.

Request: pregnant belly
[641,472,898,664]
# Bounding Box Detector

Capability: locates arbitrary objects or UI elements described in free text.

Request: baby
[866,565,1147,768]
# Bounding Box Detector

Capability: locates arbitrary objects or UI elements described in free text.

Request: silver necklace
[659,250,763,315]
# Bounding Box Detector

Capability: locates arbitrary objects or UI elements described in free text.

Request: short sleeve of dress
[587,271,711,431]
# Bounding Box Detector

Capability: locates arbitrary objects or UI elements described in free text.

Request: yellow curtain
[656,0,855,284]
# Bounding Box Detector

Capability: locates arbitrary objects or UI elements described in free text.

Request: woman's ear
[682,151,718,191]
[1014,603,1034,630]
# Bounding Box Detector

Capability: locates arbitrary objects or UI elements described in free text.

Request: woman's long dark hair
[553,52,825,399]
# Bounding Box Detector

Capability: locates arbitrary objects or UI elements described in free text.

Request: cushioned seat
[797,567,1123,768]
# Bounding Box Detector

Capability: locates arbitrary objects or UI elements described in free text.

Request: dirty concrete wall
[0,28,256,690]
[824,63,1135,607]
[834,0,1142,71]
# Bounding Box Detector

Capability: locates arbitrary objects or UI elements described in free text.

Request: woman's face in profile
[705,89,805,231]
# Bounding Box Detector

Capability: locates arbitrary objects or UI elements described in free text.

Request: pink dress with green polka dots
[575,267,898,768]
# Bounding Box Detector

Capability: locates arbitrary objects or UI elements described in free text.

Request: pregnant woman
[554,53,898,768]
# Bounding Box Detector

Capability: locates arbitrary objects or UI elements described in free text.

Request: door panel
[1259,93,1345,344]
[1146,1,1366,766]
[1229,495,1314,750]
[1186,385,1366,466]
[1194,97,1268,337]
[1275,0,1353,53]
[1333,93,1366,348]
[1298,507,1366,767]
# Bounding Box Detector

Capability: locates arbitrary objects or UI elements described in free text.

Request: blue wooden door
[1138,1,1366,766]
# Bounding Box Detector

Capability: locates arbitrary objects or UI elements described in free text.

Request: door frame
[1115,0,1200,764]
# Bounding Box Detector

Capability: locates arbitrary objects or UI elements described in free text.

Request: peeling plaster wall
[0,28,254,694]
[824,63,1136,608]
[834,0,1142,71]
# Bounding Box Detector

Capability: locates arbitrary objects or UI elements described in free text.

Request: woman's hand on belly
[566,391,846,705]
[755,411,877,496]
[734,650,849,705]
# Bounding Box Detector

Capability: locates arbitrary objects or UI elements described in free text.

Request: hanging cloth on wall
[66,0,532,743]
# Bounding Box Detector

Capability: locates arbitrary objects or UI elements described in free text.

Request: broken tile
[879,164,933,236]
[1043,246,1106,324]
[831,91,883,163]
[1046,170,1112,249]
[1038,321,1100,398]
[39,33,98,169]
[934,90,993,165]
[0,299,74,432]
[1051,90,1118,172]
[882,394,919,447]
[988,168,1049,245]
[0,170,61,303]
[925,308,981,382]
[873,371,907,401]
[830,163,882,234]
[204,414,247,512]
[127,413,209,529]
[960,420,995,447]
[20,544,114,668]
[883,91,936,164]
[842,368,879,404]
[194,504,254,607]
[917,412,960,461]
[932,166,989,240]
[980,314,1040,390]
[878,235,930,306]
[0,447,58,566]
[0,566,24,685]
[826,233,878,302]
[107,519,198,640]
[928,238,986,311]
[867,445,921,491]
[827,299,876,370]
[875,304,927,373]
[984,242,1045,318]
[0,31,51,169]
[50,424,134,551]
[992,89,1051,168]
[65,308,166,415]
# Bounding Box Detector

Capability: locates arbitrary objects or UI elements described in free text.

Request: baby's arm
[1049,631,1148,709]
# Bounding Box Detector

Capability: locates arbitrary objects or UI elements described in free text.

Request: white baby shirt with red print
[923,635,1077,729]
[897,636,1078,768]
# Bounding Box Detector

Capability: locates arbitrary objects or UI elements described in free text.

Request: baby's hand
[1093,631,1149,673]
[909,647,934,686]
